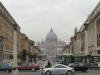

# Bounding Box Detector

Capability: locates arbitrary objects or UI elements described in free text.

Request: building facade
[63,1,100,63]
[0,2,21,66]
[38,28,66,58]
[0,2,39,66]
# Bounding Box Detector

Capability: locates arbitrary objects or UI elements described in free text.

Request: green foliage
[18,49,29,62]
[18,49,39,63]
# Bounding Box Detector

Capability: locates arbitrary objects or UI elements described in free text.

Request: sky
[0,0,100,43]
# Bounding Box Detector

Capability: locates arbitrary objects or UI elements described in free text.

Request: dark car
[68,62,88,72]
[16,63,40,72]
[0,63,12,72]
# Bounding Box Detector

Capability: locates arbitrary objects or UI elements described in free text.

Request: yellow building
[0,1,39,66]
[0,2,21,66]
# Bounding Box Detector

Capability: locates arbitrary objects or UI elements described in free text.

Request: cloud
[0,0,100,43]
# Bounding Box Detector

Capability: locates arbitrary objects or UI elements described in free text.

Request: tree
[18,49,28,64]
[18,49,40,64]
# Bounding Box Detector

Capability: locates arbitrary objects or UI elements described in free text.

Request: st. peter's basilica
[38,28,66,58]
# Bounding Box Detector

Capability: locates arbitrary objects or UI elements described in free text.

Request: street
[0,70,100,75]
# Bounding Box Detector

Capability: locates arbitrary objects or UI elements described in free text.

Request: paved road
[37,60,48,68]
[0,71,41,75]
[74,70,100,75]
[0,70,100,75]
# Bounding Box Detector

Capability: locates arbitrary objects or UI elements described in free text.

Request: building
[29,40,35,54]
[13,24,21,66]
[0,2,39,66]
[62,28,81,63]
[20,33,29,52]
[77,1,100,63]
[18,33,40,64]
[86,1,100,55]
[33,46,40,56]
[18,33,30,64]
[63,1,100,63]
[74,28,81,54]
[38,28,66,59]
[0,2,21,66]
[82,1,100,62]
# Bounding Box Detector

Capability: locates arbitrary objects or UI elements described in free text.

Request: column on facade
[13,24,20,67]
[85,29,89,55]
[13,30,17,66]
[51,49,53,56]
[96,16,100,52]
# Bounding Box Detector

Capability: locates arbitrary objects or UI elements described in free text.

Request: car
[42,64,75,75]
[68,62,88,72]
[0,63,12,72]
[16,63,40,72]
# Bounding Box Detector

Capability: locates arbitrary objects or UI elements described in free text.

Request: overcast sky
[0,0,100,43]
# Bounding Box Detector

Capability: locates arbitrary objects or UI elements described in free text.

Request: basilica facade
[38,29,66,57]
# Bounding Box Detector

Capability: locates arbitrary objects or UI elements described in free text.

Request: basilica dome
[46,28,58,42]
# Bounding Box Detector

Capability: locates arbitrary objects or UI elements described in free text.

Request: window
[79,63,84,66]
[54,65,66,68]
[0,25,2,33]
[98,50,100,54]
[81,33,85,51]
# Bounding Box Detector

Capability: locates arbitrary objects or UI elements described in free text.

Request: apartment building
[0,2,39,66]
[63,1,100,63]
[0,2,21,67]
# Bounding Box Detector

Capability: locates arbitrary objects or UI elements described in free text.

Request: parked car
[16,63,40,72]
[42,64,75,75]
[0,63,12,72]
[68,62,88,72]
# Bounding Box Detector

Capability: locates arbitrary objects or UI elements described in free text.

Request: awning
[91,54,100,57]
[63,54,72,57]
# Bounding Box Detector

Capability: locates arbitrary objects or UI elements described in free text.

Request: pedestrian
[46,61,52,68]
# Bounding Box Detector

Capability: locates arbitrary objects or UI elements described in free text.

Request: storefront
[91,54,100,63]
[73,54,87,63]
[62,54,100,65]
[62,55,74,64]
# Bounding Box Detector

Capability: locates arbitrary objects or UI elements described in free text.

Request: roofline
[0,1,20,29]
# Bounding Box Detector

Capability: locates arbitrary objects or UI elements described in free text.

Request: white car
[42,64,75,75]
